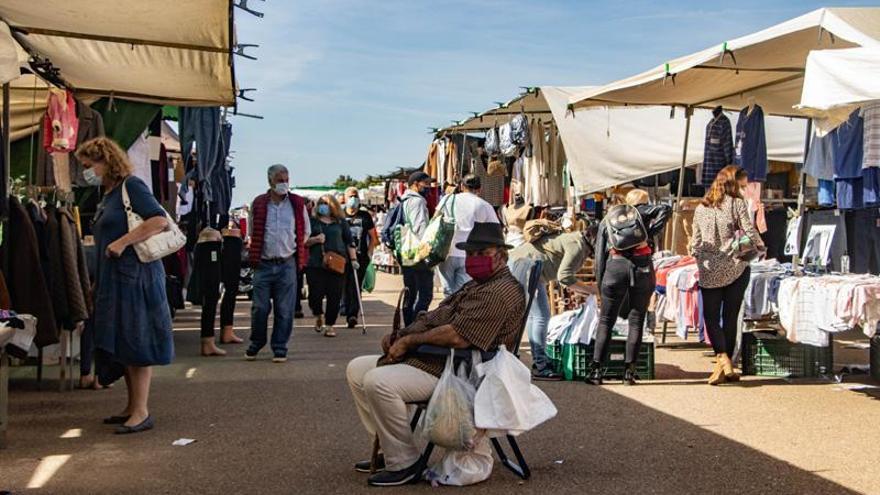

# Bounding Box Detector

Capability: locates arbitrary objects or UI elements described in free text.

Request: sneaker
[367,462,420,487]
[623,364,638,386]
[295,311,305,319]
[355,454,385,473]
[244,350,258,361]
[347,316,358,329]
[272,356,288,363]
[323,327,337,338]
[532,369,563,381]
[584,361,604,385]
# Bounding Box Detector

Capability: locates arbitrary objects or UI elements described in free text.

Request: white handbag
[122,178,186,263]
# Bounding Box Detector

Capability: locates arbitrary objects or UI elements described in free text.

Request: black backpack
[380,197,409,248]
[604,204,648,251]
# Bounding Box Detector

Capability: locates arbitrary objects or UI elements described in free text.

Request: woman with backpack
[305,195,357,337]
[588,189,670,385]
[691,165,765,385]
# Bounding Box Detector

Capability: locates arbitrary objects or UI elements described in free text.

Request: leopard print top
[690,196,763,289]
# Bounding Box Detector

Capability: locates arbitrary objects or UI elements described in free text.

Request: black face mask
[419,186,430,197]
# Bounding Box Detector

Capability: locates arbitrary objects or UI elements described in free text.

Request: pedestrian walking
[435,174,500,296]
[398,171,434,326]
[306,194,357,337]
[246,164,310,362]
[342,187,378,328]
[75,137,175,434]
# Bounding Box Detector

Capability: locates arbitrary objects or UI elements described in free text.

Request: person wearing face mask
[306,194,357,337]
[75,137,174,434]
[342,187,378,328]
[398,171,434,326]
[246,164,310,362]
[346,222,525,486]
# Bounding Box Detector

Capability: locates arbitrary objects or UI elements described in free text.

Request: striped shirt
[702,114,734,184]
[401,266,525,377]
[862,104,880,169]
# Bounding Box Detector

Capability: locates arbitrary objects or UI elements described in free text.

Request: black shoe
[532,368,563,381]
[355,454,385,473]
[367,461,421,486]
[347,317,358,329]
[623,364,638,386]
[115,415,154,435]
[103,415,130,425]
[584,361,604,385]
[295,311,304,319]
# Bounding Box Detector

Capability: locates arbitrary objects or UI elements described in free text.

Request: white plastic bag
[474,345,557,436]
[420,350,477,450]
[426,431,494,486]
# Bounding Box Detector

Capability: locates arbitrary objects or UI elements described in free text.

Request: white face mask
[274,182,289,195]
[83,167,102,186]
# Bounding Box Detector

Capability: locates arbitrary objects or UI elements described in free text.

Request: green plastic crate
[741,332,833,378]
[546,338,654,380]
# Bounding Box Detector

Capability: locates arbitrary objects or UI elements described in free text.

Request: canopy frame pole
[1,82,8,219]
[670,106,693,252]
[794,118,813,268]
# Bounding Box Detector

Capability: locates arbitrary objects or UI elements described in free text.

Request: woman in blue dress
[75,137,175,434]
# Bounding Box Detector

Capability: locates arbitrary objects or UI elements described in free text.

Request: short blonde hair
[75,137,133,184]
[625,189,650,206]
[344,186,359,197]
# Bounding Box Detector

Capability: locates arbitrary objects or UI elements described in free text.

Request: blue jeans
[509,258,550,372]
[436,256,470,297]
[249,259,297,357]
[402,267,434,326]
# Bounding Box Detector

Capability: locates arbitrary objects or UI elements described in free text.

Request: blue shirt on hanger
[830,109,864,179]
[735,105,768,181]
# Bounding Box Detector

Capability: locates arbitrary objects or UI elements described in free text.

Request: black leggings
[306,267,345,326]
[196,241,222,338]
[219,236,243,327]
[700,267,750,356]
[593,256,655,365]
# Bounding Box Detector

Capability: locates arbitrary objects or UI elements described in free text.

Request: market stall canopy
[796,47,880,132]
[568,7,880,116]
[442,86,806,195]
[0,0,236,106]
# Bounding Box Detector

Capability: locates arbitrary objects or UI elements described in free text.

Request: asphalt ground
[1,272,878,494]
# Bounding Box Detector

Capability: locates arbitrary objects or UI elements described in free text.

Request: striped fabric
[401,266,526,377]
[702,114,734,184]
[863,104,880,169]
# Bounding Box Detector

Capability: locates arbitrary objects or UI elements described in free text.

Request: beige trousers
[346,355,438,471]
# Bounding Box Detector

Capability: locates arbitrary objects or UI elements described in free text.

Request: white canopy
[568,7,880,116]
[0,0,236,106]
[796,47,880,132]
[442,86,807,195]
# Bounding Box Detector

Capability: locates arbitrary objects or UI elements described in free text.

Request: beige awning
[568,7,880,116]
[0,0,236,106]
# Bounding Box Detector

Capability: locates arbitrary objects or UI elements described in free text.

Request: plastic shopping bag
[394,223,423,267]
[361,262,376,293]
[474,345,557,436]
[416,195,456,268]
[425,431,494,486]
[420,350,477,450]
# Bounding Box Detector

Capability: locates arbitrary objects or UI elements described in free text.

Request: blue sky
[229,0,865,205]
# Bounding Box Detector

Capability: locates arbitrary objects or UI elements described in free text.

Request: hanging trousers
[196,241,223,338]
[306,267,346,326]
[593,256,655,365]
[700,267,751,356]
[220,235,243,327]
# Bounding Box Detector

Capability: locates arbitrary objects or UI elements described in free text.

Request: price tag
[211,251,218,262]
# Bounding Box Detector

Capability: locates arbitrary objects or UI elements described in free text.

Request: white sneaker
[272,356,288,363]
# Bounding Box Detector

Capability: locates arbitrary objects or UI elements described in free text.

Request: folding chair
[390,259,544,481]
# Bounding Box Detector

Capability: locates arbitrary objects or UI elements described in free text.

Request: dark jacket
[58,207,89,326]
[0,197,58,347]
[595,203,671,287]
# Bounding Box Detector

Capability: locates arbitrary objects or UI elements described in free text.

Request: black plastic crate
[871,335,880,381]
[742,332,833,378]
[546,338,654,380]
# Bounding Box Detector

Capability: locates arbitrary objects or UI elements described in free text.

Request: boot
[220,325,243,344]
[623,363,637,386]
[718,353,740,382]
[707,356,727,386]
[584,361,603,385]
[201,337,227,357]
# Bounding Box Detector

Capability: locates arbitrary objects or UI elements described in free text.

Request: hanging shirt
[861,103,880,169]
[734,105,768,182]
[804,130,835,180]
[702,113,735,184]
[830,109,864,179]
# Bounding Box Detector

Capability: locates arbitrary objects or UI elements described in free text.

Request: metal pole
[795,118,813,267]
[670,106,693,252]
[1,82,10,220]
[352,266,367,334]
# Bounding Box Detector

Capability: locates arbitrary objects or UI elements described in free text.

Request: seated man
[346,222,526,487]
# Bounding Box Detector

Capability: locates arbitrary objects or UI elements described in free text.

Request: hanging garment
[70,100,107,187]
[863,104,880,169]
[43,89,79,153]
[128,134,153,192]
[0,197,58,347]
[734,105,768,181]
[58,207,89,327]
[742,182,767,233]
[547,124,567,206]
[424,139,440,179]
[702,113,735,184]
[831,109,865,180]
[523,118,546,206]
[179,107,223,202]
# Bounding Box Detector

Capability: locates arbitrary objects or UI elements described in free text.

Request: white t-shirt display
[441,192,500,258]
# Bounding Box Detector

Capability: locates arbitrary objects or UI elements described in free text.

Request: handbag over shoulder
[122,178,187,263]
